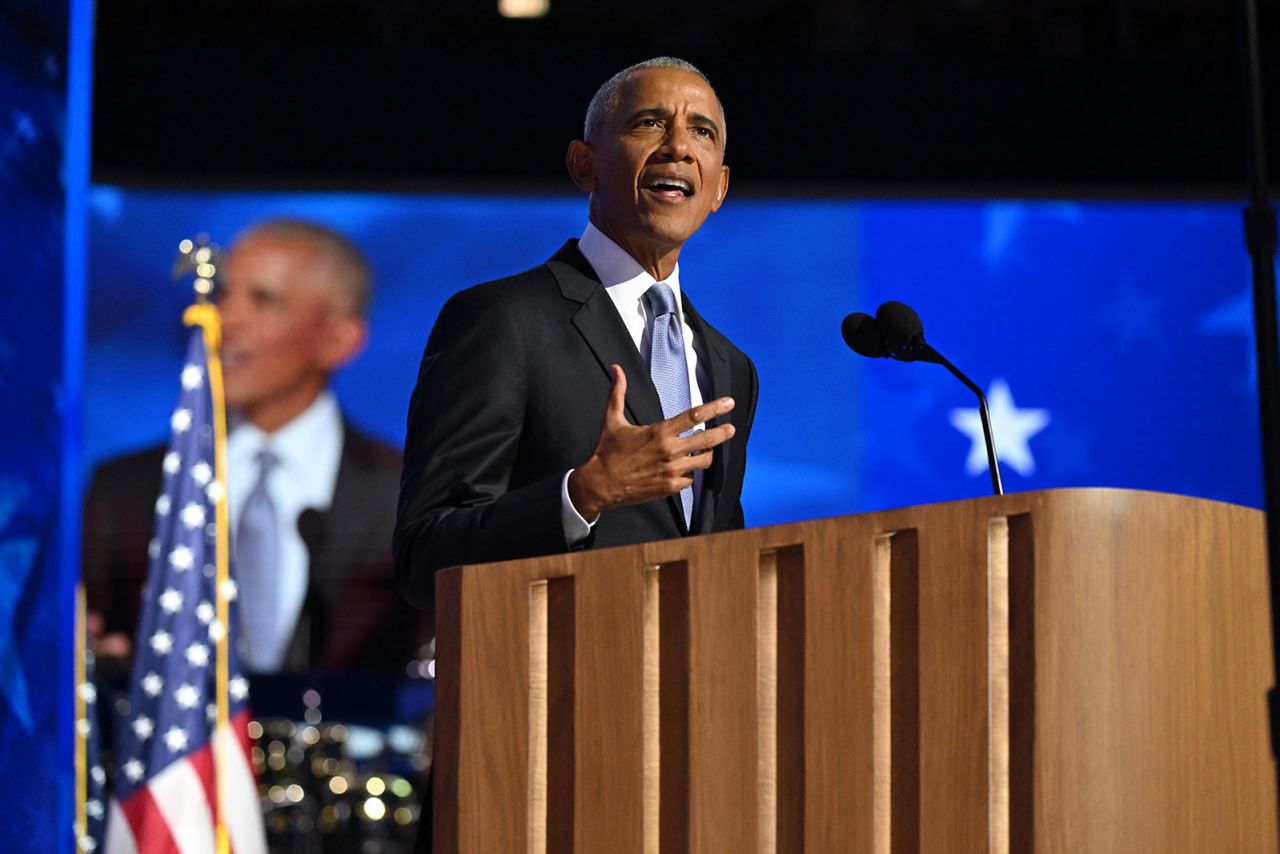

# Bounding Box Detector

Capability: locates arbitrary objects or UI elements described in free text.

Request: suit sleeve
[393,285,568,610]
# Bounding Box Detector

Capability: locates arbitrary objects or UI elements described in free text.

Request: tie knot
[645,282,678,317]
[256,449,280,474]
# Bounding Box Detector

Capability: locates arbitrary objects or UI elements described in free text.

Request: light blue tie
[235,449,280,671]
[646,282,694,528]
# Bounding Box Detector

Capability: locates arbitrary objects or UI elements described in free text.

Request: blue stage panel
[86,190,1261,529]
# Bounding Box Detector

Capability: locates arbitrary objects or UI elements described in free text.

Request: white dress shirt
[560,223,709,542]
[227,390,343,671]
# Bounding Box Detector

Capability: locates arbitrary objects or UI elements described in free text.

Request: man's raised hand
[568,364,735,521]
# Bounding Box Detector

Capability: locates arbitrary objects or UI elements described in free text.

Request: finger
[671,396,735,433]
[681,422,736,452]
[605,364,628,423]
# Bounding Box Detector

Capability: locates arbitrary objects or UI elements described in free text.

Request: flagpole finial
[173,233,221,303]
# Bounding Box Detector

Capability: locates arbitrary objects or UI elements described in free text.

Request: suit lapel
[684,295,731,535]
[548,241,687,533]
[298,422,375,663]
[547,241,665,428]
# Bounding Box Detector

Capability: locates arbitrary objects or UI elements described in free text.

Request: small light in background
[499,0,549,19]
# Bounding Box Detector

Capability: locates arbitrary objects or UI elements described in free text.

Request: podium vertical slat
[798,520,875,852]
[774,545,806,854]
[916,505,990,851]
[572,545,646,852]
[439,561,536,852]
[682,536,760,853]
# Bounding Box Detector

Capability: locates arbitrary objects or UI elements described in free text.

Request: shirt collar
[228,390,342,498]
[578,222,684,321]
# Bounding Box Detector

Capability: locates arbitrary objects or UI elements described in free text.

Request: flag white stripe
[148,757,217,854]
[103,798,140,854]
[217,723,268,854]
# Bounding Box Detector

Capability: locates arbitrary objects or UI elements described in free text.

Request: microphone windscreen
[876,300,925,348]
[297,507,328,553]
[841,312,887,358]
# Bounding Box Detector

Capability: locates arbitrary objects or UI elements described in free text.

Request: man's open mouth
[644,177,694,198]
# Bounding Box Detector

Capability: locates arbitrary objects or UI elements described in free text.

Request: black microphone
[297,507,329,557]
[841,300,1005,495]
[840,311,889,358]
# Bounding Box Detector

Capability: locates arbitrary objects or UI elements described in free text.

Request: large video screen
[87,188,1261,525]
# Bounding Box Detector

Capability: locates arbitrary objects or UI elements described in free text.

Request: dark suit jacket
[83,419,430,673]
[394,240,758,609]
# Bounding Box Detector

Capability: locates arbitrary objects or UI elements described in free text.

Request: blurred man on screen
[85,219,429,675]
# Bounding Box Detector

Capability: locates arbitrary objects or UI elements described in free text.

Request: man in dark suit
[85,219,429,674]
[394,56,757,610]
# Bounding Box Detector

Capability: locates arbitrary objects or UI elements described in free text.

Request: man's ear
[709,164,730,213]
[318,314,368,371]
[566,140,597,193]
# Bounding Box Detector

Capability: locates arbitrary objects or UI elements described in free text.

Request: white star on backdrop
[155,495,171,517]
[1199,286,1256,391]
[132,715,153,740]
[123,759,144,782]
[949,378,1050,477]
[195,601,214,624]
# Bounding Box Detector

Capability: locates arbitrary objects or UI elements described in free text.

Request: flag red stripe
[120,784,183,854]
[231,708,254,757]
[185,709,259,836]
[187,739,219,825]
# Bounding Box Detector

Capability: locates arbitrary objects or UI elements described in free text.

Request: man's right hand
[568,364,736,520]
[87,610,133,658]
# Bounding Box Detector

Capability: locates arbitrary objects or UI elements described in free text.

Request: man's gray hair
[583,56,726,149]
[238,218,372,316]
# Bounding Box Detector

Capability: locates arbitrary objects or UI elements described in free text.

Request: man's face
[576,67,730,268]
[217,233,363,432]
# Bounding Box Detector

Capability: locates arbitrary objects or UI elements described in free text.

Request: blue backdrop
[0,0,89,848]
[86,190,1261,527]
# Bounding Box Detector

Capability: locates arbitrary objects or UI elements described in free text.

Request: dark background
[94,0,1270,194]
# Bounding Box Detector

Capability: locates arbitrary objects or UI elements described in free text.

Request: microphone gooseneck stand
[1237,0,1280,833]
[911,345,1004,497]
[841,303,1004,496]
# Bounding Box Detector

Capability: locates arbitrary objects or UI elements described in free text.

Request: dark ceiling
[92,0,1273,195]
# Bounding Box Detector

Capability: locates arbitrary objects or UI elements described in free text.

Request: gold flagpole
[74,584,88,849]
[176,237,232,854]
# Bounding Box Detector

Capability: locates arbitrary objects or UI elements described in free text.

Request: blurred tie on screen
[104,304,267,854]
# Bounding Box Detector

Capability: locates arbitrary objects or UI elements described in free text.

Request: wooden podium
[431,489,1278,852]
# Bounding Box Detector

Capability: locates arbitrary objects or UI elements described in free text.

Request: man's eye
[694,127,712,138]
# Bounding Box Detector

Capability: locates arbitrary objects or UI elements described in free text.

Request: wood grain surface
[433,489,1278,853]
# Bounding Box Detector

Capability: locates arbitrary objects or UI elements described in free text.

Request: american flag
[104,318,266,854]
